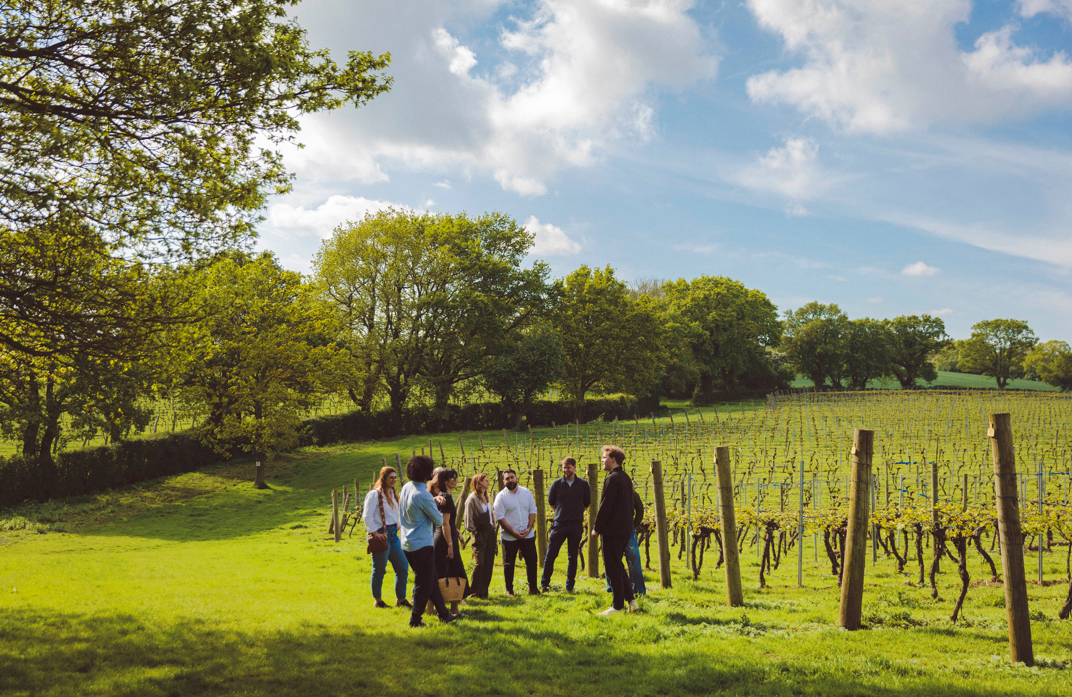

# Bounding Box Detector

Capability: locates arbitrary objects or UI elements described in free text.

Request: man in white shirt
[493,468,540,596]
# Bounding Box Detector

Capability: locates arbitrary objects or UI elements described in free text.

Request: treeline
[4,209,1071,488]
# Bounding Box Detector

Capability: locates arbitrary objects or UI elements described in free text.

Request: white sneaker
[598,606,621,616]
[628,600,641,613]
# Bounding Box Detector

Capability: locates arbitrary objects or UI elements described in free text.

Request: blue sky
[259,0,1072,341]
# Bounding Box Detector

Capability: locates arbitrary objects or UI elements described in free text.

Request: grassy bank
[2,427,1071,696]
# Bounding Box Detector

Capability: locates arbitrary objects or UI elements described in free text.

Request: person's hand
[460,539,467,550]
[446,545,454,559]
[434,495,446,506]
[590,529,598,539]
[370,532,387,543]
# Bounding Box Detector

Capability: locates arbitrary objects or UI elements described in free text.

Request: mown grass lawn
[3,435,1072,696]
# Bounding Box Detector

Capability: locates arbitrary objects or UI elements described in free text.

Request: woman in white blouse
[363,466,411,608]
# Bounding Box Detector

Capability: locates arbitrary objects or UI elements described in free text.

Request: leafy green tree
[882,315,949,388]
[932,342,963,373]
[662,276,782,403]
[482,326,564,428]
[177,253,345,487]
[554,265,664,417]
[314,210,551,426]
[782,303,848,389]
[841,319,893,391]
[958,319,1038,390]
[0,0,390,363]
[1024,341,1072,391]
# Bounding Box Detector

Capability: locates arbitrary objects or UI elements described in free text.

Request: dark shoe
[540,586,551,593]
[528,588,541,596]
[395,598,412,608]
[373,599,389,609]
[438,614,456,624]
[410,621,428,628]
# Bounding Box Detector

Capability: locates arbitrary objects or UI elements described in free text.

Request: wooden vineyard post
[587,462,600,578]
[838,429,873,630]
[714,447,742,606]
[651,459,672,589]
[332,489,341,543]
[456,476,472,531]
[989,413,1034,666]
[533,468,547,569]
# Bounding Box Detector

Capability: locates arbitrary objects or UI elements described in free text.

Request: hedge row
[0,433,221,508]
[299,395,649,447]
[1,396,650,508]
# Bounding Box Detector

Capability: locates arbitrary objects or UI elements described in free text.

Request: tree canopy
[883,315,949,388]
[1024,340,1072,392]
[958,319,1038,389]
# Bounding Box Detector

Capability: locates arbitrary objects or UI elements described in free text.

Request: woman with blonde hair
[363,466,411,609]
[465,472,497,599]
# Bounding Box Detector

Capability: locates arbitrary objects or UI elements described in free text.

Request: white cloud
[524,215,582,255]
[930,308,954,317]
[829,275,848,282]
[736,137,824,198]
[745,0,1072,133]
[433,180,452,189]
[1020,0,1072,23]
[265,195,408,240]
[673,243,717,254]
[286,1,718,195]
[867,296,883,303]
[902,261,940,277]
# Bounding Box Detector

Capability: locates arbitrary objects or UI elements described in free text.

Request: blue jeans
[371,525,409,600]
[605,530,646,595]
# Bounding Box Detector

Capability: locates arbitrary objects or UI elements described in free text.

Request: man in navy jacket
[592,445,639,615]
[540,456,591,592]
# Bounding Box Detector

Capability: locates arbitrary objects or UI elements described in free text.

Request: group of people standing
[362,445,646,627]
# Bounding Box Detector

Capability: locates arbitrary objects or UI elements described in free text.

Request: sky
[257,0,1072,342]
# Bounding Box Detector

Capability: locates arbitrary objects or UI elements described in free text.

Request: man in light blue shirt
[398,455,457,627]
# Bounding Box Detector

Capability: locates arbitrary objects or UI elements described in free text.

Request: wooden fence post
[651,459,672,589]
[838,429,873,630]
[714,446,742,606]
[587,462,600,578]
[990,413,1034,666]
[332,489,341,543]
[533,468,547,569]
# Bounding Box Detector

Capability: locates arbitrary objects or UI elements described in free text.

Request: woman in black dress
[431,468,469,616]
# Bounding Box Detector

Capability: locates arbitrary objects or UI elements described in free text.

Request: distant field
[790,370,1059,392]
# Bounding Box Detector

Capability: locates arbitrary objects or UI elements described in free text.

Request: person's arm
[523,490,538,537]
[547,480,557,508]
[362,491,385,538]
[444,510,455,558]
[420,491,444,528]
[465,497,479,535]
[593,474,619,536]
[633,491,644,530]
[582,480,591,509]
[494,492,522,538]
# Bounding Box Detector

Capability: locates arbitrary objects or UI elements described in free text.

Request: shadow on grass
[0,608,1053,697]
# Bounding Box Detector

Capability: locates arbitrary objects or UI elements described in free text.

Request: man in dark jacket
[592,445,639,615]
[540,456,591,592]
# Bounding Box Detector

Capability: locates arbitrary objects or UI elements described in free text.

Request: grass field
[3,403,1072,696]
[790,371,1059,392]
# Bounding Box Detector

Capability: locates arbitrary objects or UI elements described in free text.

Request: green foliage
[842,318,893,391]
[883,315,949,388]
[1024,341,1072,392]
[661,276,784,403]
[482,325,564,427]
[932,341,963,373]
[554,265,664,411]
[175,252,347,467]
[314,209,551,423]
[782,302,847,388]
[959,319,1038,389]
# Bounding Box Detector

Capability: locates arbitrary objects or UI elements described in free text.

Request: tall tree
[482,325,564,429]
[782,303,848,389]
[958,319,1038,390]
[1024,341,1072,392]
[0,0,391,359]
[883,315,949,388]
[662,276,782,403]
[554,265,664,416]
[842,319,893,391]
[177,252,345,487]
[314,210,551,425]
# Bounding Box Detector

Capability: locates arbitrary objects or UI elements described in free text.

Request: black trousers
[466,529,497,599]
[541,524,583,589]
[502,536,538,594]
[404,545,449,625]
[601,534,634,610]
